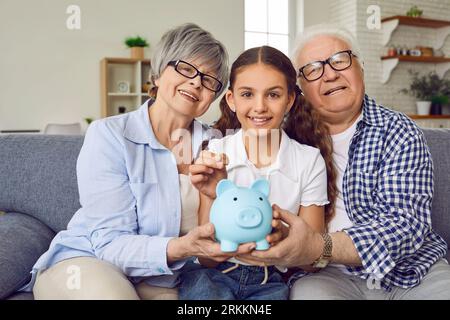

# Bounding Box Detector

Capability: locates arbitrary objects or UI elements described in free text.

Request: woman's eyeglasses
[298,50,357,82]
[167,60,222,93]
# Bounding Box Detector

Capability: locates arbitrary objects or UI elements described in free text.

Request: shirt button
[157,267,165,273]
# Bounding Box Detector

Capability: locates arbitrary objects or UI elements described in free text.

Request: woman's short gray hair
[149,23,229,98]
[291,24,364,70]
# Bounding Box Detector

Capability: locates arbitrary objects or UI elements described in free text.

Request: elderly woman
[22,23,254,300]
[237,24,450,300]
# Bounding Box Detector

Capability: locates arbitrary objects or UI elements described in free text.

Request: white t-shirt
[208,129,329,268]
[208,129,329,215]
[328,114,363,233]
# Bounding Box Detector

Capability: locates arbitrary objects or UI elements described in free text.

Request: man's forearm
[329,232,362,266]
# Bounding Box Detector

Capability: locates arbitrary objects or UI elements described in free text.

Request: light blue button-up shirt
[22,100,210,291]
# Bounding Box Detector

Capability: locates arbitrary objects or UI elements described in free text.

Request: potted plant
[406,5,423,18]
[400,70,448,115]
[125,36,149,60]
[431,95,450,115]
[84,117,94,125]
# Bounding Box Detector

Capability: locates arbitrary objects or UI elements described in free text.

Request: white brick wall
[355,0,450,114]
[321,0,450,114]
[329,0,357,34]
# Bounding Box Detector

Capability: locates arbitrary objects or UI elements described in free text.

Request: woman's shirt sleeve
[75,120,183,277]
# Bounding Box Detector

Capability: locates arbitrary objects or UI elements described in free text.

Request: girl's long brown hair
[213,46,336,225]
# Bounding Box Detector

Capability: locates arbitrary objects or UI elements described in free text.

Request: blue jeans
[178,261,289,300]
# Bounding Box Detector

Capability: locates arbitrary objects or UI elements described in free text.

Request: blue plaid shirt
[290,95,448,291]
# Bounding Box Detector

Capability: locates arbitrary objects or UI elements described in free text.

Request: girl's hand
[167,223,255,264]
[189,150,228,199]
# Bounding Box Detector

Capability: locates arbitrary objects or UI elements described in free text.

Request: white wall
[301,0,450,114]
[355,0,450,114]
[303,0,330,27]
[0,0,244,131]
[312,0,450,114]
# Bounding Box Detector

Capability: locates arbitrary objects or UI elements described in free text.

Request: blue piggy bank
[210,179,272,252]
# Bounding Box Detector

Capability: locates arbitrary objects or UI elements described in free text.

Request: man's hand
[236,205,324,268]
[189,150,228,199]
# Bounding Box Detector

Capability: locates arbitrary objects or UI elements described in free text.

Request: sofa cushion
[0,212,55,299]
[6,292,34,300]
[423,129,450,248]
[0,135,84,232]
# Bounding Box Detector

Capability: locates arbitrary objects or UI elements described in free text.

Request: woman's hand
[189,150,228,199]
[167,223,255,264]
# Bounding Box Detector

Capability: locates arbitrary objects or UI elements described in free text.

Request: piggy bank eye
[259,197,263,201]
[233,197,238,201]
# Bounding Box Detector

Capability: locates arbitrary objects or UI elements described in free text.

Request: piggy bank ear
[216,179,236,197]
[250,179,269,197]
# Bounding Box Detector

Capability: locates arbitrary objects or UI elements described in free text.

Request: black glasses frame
[167,60,222,93]
[298,50,357,82]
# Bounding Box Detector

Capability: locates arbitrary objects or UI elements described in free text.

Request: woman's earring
[230,106,236,113]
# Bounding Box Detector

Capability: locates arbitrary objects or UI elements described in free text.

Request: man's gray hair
[291,24,364,70]
[149,23,229,98]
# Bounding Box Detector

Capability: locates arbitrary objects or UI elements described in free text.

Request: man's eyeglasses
[167,60,222,93]
[298,50,357,82]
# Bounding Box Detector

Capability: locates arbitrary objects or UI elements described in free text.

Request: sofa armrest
[0,212,54,299]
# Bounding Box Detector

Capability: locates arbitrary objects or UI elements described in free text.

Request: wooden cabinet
[100,58,151,118]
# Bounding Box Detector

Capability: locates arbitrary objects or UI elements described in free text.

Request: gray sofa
[1,130,449,300]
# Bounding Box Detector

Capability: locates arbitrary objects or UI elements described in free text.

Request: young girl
[179,46,337,300]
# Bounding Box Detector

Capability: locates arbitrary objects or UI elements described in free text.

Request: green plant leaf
[125,36,149,48]
[400,70,450,101]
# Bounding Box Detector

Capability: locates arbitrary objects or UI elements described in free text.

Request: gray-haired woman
[22,23,254,299]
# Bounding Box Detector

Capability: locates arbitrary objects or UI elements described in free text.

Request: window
[245,0,290,55]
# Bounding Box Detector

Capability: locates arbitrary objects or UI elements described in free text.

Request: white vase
[416,101,431,115]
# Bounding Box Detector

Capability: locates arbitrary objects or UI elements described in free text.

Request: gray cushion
[423,129,450,247]
[0,212,55,299]
[6,292,34,300]
[0,135,84,232]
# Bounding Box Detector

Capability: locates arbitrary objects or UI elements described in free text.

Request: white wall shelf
[382,16,450,50]
[381,56,450,84]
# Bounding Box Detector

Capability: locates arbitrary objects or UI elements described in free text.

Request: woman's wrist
[167,237,188,264]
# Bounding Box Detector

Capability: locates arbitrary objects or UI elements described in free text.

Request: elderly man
[244,24,450,300]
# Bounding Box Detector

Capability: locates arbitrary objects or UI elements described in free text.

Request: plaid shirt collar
[360,94,386,128]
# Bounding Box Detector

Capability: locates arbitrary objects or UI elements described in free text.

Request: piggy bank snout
[235,207,263,228]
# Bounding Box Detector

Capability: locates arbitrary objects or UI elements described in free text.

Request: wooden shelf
[103,57,150,64]
[381,15,450,49]
[107,93,141,97]
[408,114,450,119]
[382,16,450,28]
[101,58,151,117]
[381,56,450,62]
